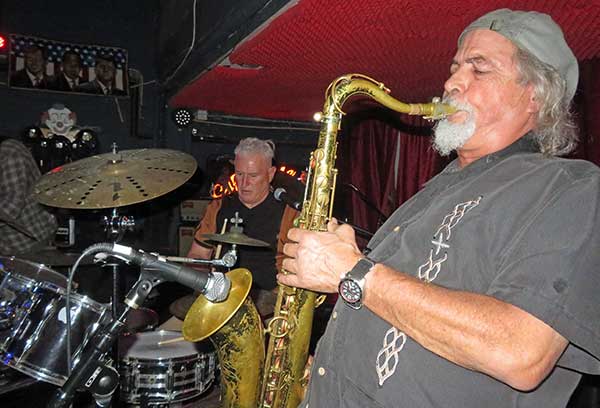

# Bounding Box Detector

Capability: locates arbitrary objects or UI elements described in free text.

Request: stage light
[172,108,193,128]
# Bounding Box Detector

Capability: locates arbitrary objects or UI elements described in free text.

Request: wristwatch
[338,257,376,309]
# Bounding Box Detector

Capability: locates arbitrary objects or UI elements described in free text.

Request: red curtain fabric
[395,117,449,205]
[339,113,446,247]
[572,58,600,166]
[340,118,398,241]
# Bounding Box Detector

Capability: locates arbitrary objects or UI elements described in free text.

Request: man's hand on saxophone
[278,218,362,293]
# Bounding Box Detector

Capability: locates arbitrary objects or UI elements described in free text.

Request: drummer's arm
[187,241,213,261]
[186,199,221,271]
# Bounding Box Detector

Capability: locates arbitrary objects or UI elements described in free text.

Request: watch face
[340,279,362,304]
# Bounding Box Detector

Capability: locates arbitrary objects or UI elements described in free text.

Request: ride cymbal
[33,149,197,209]
[200,231,270,247]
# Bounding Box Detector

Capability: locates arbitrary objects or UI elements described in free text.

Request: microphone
[99,243,230,302]
[274,187,302,211]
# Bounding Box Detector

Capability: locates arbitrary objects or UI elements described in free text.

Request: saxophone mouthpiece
[423,97,457,121]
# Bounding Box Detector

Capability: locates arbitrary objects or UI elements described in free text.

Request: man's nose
[238,175,249,187]
[444,68,469,99]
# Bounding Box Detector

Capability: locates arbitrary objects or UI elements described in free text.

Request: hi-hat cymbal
[201,231,270,247]
[33,149,197,209]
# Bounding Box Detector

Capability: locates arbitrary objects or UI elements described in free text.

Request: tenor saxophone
[182,74,455,408]
[259,74,456,408]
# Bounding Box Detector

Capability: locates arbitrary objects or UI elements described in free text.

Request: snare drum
[119,330,216,405]
[0,256,110,385]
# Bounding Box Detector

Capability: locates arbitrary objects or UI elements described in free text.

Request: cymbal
[33,149,197,209]
[19,247,96,267]
[201,231,270,247]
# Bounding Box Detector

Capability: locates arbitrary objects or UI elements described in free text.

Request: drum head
[119,330,210,360]
[0,256,67,288]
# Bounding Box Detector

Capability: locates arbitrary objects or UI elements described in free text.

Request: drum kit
[0,146,269,407]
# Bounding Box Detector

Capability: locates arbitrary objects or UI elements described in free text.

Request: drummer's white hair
[234,137,275,162]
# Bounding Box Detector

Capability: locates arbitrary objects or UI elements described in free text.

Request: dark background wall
[0,0,317,257]
[0,0,161,148]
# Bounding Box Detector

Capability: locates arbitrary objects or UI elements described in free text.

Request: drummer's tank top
[216,194,285,290]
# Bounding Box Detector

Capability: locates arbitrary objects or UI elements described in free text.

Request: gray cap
[459,8,578,101]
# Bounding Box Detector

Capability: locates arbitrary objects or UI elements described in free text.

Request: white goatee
[432,100,476,156]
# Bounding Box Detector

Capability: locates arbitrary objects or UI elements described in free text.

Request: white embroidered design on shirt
[376,326,406,386]
[376,196,481,386]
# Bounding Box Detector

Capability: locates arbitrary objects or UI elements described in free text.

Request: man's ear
[268,166,277,182]
[526,85,540,114]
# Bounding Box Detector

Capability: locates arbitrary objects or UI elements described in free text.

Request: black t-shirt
[216,193,286,290]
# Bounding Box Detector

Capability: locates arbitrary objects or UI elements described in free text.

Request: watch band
[338,256,376,309]
[347,256,376,281]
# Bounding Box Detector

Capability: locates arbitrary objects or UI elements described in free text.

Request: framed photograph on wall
[9,34,128,96]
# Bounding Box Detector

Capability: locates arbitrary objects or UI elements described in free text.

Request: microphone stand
[345,183,388,227]
[47,270,158,408]
[339,219,374,239]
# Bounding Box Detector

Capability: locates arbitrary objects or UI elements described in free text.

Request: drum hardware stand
[100,205,135,407]
[165,247,238,268]
[102,207,135,318]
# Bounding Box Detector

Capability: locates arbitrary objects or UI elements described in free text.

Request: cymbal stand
[165,248,238,268]
[100,207,135,407]
[102,208,135,318]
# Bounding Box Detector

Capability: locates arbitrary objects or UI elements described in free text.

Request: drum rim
[0,255,68,287]
[2,356,65,386]
[0,255,110,313]
[119,330,208,360]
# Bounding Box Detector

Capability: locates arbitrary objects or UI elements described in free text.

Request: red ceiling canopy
[171,0,600,122]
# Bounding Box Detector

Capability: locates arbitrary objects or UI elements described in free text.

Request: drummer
[163,137,297,328]
[0,136,57,255]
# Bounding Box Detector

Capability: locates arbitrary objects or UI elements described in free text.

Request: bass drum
[0,256,110,385]
[119,330,217,406]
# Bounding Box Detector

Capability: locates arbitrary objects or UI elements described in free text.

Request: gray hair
[234,137,275,162]
[514,47,578,156]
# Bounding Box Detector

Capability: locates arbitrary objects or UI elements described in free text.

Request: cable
[195,119,319,132]
[165,0,198,84]
[65,244,112,373]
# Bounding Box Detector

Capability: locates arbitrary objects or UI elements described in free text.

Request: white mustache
[441,98,474,118]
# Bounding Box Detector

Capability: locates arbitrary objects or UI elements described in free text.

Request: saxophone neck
[320,73,456,121]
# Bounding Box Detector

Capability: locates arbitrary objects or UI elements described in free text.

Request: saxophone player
[280,8,600,408]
